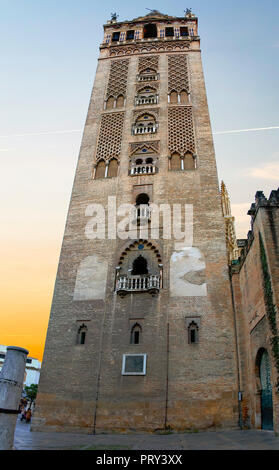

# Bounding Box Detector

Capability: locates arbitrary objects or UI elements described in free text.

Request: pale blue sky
[1,0,279,241]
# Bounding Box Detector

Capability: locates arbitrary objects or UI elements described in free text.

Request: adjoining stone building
[223,187,279,432]
[32,10,279,434]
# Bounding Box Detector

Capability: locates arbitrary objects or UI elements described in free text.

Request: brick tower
[33,10,240,433]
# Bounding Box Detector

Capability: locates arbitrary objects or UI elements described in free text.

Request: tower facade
[33,10,240,433]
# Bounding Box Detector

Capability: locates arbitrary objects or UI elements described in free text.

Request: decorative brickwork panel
[168,107,195,155]
[106,59,129,99]
[95,113,124,162]
[129,141,160,156]
[136,82,159,93]
[138,55,159,73]
[168,54,190,94]
[109,41,190,57]
[133,108,159,122]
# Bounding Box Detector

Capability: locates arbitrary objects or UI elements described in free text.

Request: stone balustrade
[116,275,160,294]
[130,164,156,175]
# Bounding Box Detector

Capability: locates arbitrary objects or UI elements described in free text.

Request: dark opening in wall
[112,32,120,42]
[132,255,148,275]
[136,193,150,205]
[143,23,157,38]
[80,332,86,345]
[180,27,189,37]
[165,27,174,37]
[126,30,135,40]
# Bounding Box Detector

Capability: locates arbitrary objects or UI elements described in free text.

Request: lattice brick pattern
[95,113,125,162]
[138,55,159,73]
[168,107,195,155]
[168,55,190,94]
[106,59,129,99]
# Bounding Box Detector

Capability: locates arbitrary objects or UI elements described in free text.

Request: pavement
[13,417,279,450]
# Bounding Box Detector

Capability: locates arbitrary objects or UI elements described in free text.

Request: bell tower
[33,10,240,433]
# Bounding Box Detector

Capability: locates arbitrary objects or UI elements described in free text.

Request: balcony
[135,95,158,106]
[130,164,156,176]
[132,124,157,135]
[116,275,160,296]
[137,73,159,82]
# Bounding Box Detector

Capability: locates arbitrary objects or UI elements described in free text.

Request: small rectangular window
[0,353,5,359]
[165,27,174,37]
[180,27,189,37]
[80,332,86,344]
[190,329,196,343]
[122,354,147,375]
[126,30,135,40]
[26,358,32,364]
[112,32,120,42]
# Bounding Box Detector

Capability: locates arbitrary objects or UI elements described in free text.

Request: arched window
[170,91,178,104]
[143,23,157,39]
[146,157,153,164]
[130,323,142,344]
[107,158,118,178]
[77,324,88,345]
[180,91,189,104]
[136,193,150,205]
[184,152,195,170]
[132,255,148,275]
[170,153,181,171]
[95,160,106,179]
[106,96,114,109]
[133,113,157,134]
[188,321,199,344]
[116,95,124,108]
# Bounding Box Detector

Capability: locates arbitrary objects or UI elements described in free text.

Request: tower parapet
[101,10,199,52]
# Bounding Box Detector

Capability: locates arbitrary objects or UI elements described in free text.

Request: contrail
[0,126,278,139]
[213,126,279,135]
[0,129,82,138]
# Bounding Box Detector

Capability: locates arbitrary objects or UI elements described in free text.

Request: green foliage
[24,384,38,402]
[259,233,279,392]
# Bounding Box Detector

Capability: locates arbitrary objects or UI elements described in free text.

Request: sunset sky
[1,0,278,362]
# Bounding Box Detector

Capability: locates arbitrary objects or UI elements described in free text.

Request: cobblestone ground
[13,418,279,450]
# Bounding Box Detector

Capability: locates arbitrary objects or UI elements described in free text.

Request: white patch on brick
[170,246,207,297]
[73,255,108,300]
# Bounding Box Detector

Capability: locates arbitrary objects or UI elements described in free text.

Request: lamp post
[0,346,29,450]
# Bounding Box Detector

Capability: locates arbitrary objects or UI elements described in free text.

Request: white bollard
[0,346,29,450]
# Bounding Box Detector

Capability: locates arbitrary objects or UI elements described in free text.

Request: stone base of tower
[32,392,239,434]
